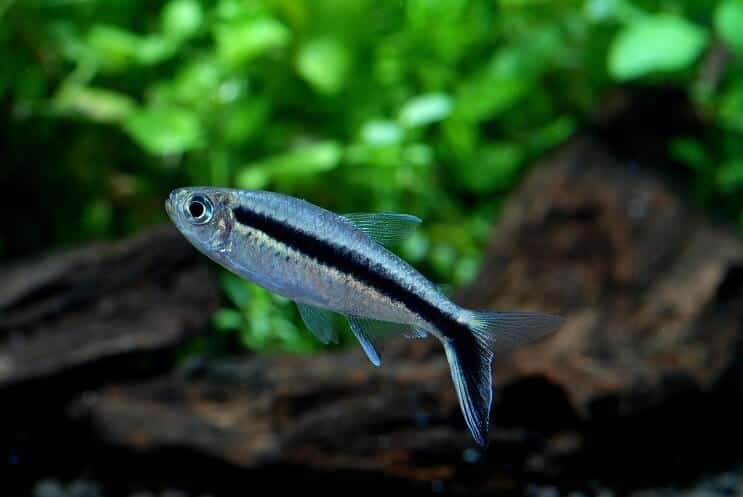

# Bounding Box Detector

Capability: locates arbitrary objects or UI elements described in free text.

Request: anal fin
[346,316,423,366]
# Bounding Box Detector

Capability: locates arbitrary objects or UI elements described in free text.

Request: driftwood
[57,137,743,494]
[0,227,219,392]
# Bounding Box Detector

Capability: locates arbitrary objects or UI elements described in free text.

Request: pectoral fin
[296,303,340,344]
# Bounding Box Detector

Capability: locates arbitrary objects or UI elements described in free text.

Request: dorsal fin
[342,212,421,247]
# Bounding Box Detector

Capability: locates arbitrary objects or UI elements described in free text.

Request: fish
[166,187,564,446]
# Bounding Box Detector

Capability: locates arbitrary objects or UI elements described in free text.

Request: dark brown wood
[0,227,220,390]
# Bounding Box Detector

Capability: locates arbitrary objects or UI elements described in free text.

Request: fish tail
[442,310,564,446]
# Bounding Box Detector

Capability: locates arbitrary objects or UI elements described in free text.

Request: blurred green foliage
[3,0,743,353]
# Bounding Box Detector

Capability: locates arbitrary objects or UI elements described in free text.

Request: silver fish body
[166,186,563,446]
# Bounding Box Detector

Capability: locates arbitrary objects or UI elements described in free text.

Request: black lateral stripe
[232,205,467,335]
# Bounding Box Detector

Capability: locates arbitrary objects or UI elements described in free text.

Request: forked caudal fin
[442,310,564,446]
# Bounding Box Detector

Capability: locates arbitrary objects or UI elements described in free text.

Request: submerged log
[72,137,743,493]
[0,227,219,391]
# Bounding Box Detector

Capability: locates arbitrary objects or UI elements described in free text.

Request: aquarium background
[5,0,743,352]
[2,1,743,496]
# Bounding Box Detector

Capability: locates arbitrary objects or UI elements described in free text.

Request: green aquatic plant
[3,0,743,352]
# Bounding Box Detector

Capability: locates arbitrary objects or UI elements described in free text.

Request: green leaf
[162,0,203,40]
[220,272,252,307]
[399,93,453,127]
[454,255,480,286]
[400,231,429,263]
[81,198,113,237]
[124,107,203,156]
[715,0,743,55]
[443,118,478,158]
[608,15,708,80]
[222,100,270,145]
[296,37,351,94]
[528,116,576,153]
[670,137,709,172]
[55,85,136,123]
[236,141,342,189]
[361,120,403,146]
[86,25,175,70]
[584,0,619,22]
[455,73,529,122]
[454,38,557,122]
[160,60,221,106]
[86,25,141,70]
[717,161,743,192]
[215,17,291,66]
[137,35,177,65]
[213,308,244,331]
[402,143,433,167]
[345,143,403,169]
[718,87,743,133]
[430,244,457,277]
[455,142,525,193]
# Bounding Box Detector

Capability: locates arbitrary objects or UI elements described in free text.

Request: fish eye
[185,194,213,225]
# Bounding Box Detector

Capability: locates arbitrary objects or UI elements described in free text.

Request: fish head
[166,187,236,255]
